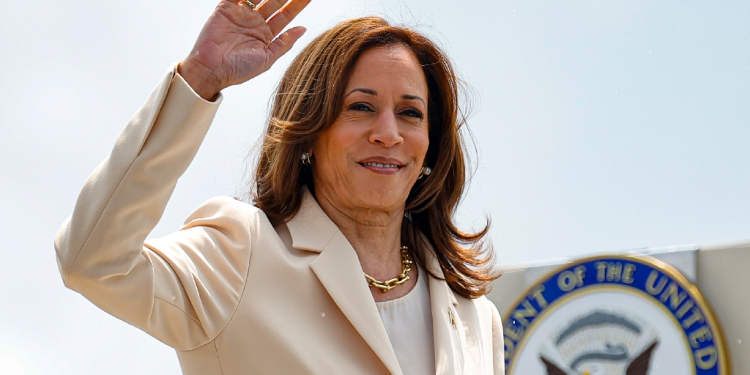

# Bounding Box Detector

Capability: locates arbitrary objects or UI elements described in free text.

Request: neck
[314,189,404,281]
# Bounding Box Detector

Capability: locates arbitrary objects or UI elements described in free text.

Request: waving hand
[179,0,311,100]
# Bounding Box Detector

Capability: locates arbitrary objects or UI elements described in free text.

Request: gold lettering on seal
[622,263,636,284]
[695,345,718,370]
[645,270,668,295]
[558,266,586,292]
[689,325,714,348]
[505,323,525,341]
[676,300,695,319]
[682,306,706,329]
[530,285,548,309]
[606,262,623,282]
[595,261,636,284]
[512,300,537,327]
[503,337,516,358]
[659,282,688,310]
[595,262,606,282]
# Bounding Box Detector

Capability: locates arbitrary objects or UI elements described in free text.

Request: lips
[357,157,404,168]
[361,162,401,168]
[357,157,404,174]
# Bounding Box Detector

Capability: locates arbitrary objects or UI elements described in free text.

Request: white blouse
[376,267,436,375]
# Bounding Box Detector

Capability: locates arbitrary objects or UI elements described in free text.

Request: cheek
[409,129,431,163]
[317,121,370,165]
[312,131,355,184]
[316,131,351,165]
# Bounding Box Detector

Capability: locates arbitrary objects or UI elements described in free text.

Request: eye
[348,103,374,112]
[400,108,424,119]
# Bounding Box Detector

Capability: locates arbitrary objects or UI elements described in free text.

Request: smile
[360,162,402,169]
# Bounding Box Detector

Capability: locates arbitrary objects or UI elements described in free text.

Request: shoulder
[469,295,504,361]
[179,196,274,236]
[145,196,278,267]
[479,296,503,328]
[453,293,503,333]
[461,295,500,319]
[474,295,504,346]
[184,196,262,220]
[477,295,500,315]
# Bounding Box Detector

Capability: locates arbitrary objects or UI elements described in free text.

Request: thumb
[268,26,307,61]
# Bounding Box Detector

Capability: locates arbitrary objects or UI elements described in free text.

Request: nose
[368,111,404,147]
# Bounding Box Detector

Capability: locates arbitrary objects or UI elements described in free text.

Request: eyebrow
[344,88,426,106]
[402,94,426,106]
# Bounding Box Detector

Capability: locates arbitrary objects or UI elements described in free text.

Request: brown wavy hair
[252,17,500,299]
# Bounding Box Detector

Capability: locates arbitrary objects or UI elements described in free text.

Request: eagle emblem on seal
[538,311,659,375]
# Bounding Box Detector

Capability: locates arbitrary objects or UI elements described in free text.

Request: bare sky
[1,0,749,373]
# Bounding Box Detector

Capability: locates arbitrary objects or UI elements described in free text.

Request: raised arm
[54,0,310,350]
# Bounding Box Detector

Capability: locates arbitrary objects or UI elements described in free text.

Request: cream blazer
[55,66,505,375]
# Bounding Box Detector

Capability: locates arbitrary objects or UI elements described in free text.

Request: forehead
[345,44,428,95]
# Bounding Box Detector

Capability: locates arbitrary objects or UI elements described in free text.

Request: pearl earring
[301,152,310,165]
[418,166,432,179]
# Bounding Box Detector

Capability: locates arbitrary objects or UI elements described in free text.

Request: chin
[354,185,410,211]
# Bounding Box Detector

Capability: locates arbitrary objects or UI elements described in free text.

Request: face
[312,44,430,214]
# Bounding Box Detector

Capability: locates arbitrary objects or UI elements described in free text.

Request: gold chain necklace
[364,246,413,293]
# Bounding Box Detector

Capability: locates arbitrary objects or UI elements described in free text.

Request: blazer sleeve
[54,66,253,350]
[491,301,505,375]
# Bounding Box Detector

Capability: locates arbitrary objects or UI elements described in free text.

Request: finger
[267,0,311,36]
[256,0,287,19]
[268,26,307,61]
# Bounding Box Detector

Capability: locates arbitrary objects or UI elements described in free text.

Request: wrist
[177,60,222,101]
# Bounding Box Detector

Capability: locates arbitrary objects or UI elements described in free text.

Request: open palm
[181,0,310,99]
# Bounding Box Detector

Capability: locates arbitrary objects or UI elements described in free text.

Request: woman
[55,0,504,374]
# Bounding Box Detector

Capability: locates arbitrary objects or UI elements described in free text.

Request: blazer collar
[286,189,403,375]
[286,189,465,375]
[419,238,466,375]
[285,188,339,253]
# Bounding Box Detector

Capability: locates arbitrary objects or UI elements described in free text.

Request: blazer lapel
[422,244,466,375]
[286,189,402,375]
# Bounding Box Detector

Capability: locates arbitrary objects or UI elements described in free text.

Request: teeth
[362,162,399,168]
